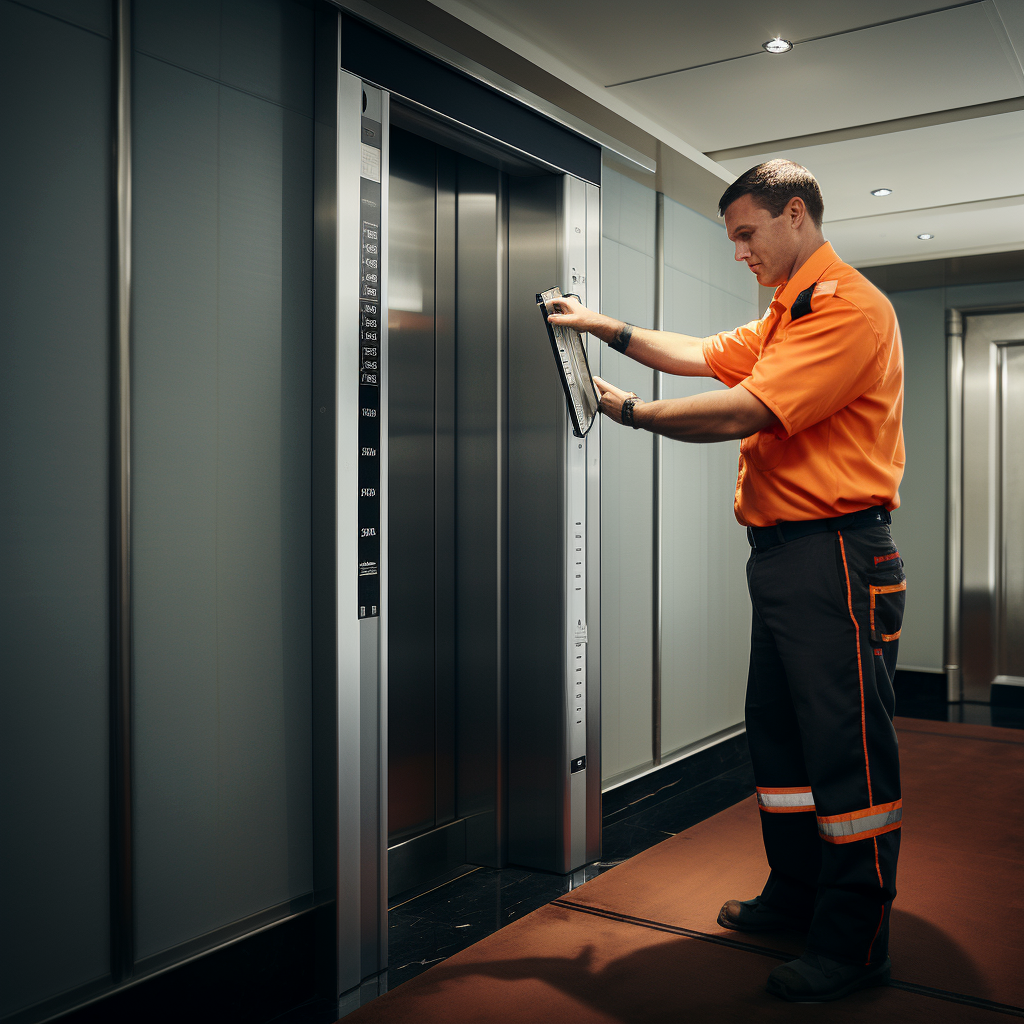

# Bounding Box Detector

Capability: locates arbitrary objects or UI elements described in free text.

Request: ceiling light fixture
[917,233,934,240]
[871,188,893,196]
[762,37,793,54]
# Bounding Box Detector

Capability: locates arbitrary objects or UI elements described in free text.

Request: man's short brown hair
[718,159,824,227]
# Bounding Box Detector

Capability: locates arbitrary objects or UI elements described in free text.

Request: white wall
[600,169,758,785]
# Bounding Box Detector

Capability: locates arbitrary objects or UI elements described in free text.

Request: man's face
[724,194,801,288]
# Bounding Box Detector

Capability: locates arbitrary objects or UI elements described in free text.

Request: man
[548,160,906,1003]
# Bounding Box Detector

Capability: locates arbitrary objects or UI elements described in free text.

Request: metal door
[386,128,453,851]
[386,127,510,896]
[957,310,1024,701]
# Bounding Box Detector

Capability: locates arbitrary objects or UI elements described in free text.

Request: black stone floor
[386,759,757,991]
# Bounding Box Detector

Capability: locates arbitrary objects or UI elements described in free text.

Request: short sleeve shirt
[702,242,905,528]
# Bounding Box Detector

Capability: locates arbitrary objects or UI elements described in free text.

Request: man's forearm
[581,314,711,377]
[546,299,714,378]
[599,319,715,378]
[631,384,775,442]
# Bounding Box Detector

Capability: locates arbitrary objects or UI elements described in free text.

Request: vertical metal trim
[110,0,135,984]
[996,341,1007,679]
[651,192,664,767]
[945,308,963,703]
[584,179,602,864]
[496,171,510,866]
[335,65,363,999]
[561,174,589,870]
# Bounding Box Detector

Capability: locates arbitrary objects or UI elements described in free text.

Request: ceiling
[431,0,1024,266]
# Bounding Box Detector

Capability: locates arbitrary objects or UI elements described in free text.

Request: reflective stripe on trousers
[817,799,903,844]
[756,786,816,813]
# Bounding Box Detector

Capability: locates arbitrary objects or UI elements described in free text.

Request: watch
[621,396,642,428]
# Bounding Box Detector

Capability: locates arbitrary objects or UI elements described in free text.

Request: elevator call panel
[538,287,600,438]
[358,111,382,618]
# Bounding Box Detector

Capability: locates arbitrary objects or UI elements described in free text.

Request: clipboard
[537,286,601,438]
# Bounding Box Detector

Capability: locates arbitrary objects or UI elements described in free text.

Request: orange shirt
[702,242,905,528]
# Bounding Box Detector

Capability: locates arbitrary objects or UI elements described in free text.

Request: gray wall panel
[134,0,221,78]
[132,30,313,959]
[885,288,946,671]
[134,0,313,116]
[0,2,111,1014]
[132,55,221,957]
[11,0,111,36]
[219,0,314,115]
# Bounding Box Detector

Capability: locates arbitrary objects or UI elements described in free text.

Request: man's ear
[787,196,806,229]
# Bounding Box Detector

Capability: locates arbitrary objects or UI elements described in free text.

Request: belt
[746,506,891,551]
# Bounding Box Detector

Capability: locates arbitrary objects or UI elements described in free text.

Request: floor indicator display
[358,110,382,618]
[538,286,600,437]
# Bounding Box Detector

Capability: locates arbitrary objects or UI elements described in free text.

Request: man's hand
[593,375,636,424]
[546,296,619,342]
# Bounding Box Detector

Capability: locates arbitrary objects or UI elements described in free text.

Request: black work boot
[766,953,891,1001]
[717,897,810,933]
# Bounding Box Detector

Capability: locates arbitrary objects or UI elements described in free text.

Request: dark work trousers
[745,523,905,966]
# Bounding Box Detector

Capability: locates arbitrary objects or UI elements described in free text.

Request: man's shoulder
[830,260,895,321]
[804,258,896,339]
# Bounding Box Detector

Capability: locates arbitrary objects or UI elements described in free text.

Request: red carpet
[345,718,1024,1021]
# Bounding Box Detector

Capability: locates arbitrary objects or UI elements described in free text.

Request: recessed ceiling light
[917,233,934,240]
[871,188,893,196]
[762,37,793,54]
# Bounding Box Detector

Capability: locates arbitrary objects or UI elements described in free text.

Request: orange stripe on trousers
[837,531,885,892]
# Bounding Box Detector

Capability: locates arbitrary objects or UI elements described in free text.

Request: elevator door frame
[947,306,1024,702]
[321,10,604,1015]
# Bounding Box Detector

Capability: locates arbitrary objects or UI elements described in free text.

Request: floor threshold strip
[549,900,793,959]
[551,899,1024,1018]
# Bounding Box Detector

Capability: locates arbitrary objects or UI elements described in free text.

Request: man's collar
[772,241,840,312]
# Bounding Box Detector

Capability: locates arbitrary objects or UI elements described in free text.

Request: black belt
[746,505,891,551]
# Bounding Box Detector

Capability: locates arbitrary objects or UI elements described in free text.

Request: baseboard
[47,907,319,1024]
[601,730,750,827]
[992,683,1024,708]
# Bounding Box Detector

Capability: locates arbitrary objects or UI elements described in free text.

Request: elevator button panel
[358,112,382,618]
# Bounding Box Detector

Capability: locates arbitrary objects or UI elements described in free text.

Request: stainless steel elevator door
[961,311,1024,699]
[386,128,506,881]
[387,128,453,846]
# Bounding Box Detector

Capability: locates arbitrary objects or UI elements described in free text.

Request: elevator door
[961,311,1024,700]
[388,128,456,849]
[387,126,509,895]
